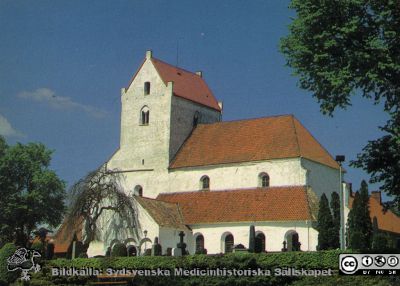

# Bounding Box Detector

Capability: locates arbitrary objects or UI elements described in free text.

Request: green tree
[359,181,373,247]
[280,0,400,206]
[0,243,19,285]
[0,136,66,246]
[347,181,373,250]
[317,193,334,250]
[330,192,340,249]
[372,217,388,251]
[248,225,255,253]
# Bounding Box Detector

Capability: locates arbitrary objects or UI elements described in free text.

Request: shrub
[372,233,388,251]
[78,253,88,258]
[195,248,207,255]
[105,247,111,257]
[31,241,44,253]
[152,237,162,256]
[0,243,19,286]
[46,243,54,260]
[111,243,127,257]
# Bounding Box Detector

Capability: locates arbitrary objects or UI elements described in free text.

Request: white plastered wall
[188,221,318,254]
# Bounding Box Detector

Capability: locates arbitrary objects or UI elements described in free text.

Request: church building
[68,51,350,256]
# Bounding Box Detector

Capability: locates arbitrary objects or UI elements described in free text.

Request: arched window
[140,106,150,125]
[127,245,138,256]
[224,234,234,253]
[134,185,143,197]
[255,232,266,253]
[144,81,150,95]
[195,234,204,253]
[193,111,200,128]
[200,175,210,190]
[284,230,300,251]
[259,172,270,187]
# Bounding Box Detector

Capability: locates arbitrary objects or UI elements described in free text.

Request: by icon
[362,256,373,267]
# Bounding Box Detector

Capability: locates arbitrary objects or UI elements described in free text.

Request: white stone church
[64,51,350,257]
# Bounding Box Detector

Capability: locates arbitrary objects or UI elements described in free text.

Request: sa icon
[341,256,358,274]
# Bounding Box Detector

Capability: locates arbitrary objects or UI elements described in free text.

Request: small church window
[255,232,266,253]
[259,172,270,187]
[144,82,150,95]
[195,234,205,253]
[134,185,143,197]
[193,111,200,128]
[140,106,150,125]
[200,175,210,190]
[224,234,234,253]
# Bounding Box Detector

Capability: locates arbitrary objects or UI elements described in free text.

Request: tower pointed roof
[126,52,221,111]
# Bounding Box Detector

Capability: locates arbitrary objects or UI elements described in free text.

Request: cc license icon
[341,256,358,274]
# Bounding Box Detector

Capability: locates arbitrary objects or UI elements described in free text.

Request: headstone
[71,241,76,259]
[233,244,247,253]
[152,237,162,256]
[177,231,187,255]
[172,247,182,257]
[281,241,288,252]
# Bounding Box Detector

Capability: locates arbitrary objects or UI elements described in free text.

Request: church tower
[108,51,222,175]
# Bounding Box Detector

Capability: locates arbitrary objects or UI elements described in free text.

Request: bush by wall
[30,242,43,252]
[111,243,127,257]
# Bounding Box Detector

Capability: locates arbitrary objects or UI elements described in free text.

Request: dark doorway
[225,234,234,253]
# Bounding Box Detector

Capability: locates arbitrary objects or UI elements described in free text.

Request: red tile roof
[170,115,339,169]
[151,58,221,111]
[135,196,188,230]
[126,56,221,111]
[52,217,83,254]
[349,192,400,234]
[157,186,316,224]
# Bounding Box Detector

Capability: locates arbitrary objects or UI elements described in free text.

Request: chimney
[195,71,202,77]
[167,81,174,95]
[146,50,153,59]
[371,191,381,204]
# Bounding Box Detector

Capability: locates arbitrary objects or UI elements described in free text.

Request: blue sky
[0,1,389,198]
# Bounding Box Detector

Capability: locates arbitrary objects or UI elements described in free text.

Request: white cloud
[17,88,108,119]
[0,114,25,138]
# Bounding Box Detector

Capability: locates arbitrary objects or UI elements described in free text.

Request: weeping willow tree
[66,165,140,252]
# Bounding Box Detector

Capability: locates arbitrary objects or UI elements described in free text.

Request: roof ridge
[158,185,307,197]
[290,115,302,157]
[196,114,295,126]
[126,58,147,91]
[292,117,339,169]
[169,124,198,169]
[303,186,314,221]
[136,195,178,206]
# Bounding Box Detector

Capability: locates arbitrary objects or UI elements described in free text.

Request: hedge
[48,250,346,270]
[111,243,128,257]
[13,251,398,286]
